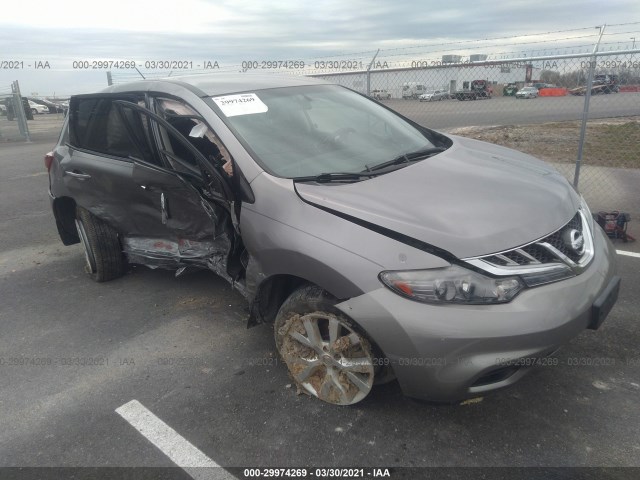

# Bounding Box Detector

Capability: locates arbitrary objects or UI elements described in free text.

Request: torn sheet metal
[123,235,230,270]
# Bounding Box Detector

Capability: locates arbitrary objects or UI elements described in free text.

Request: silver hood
[295,135,581,259]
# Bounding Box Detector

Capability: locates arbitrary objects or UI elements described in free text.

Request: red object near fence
[538,88,568,96]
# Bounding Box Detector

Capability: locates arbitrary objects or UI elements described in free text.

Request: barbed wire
[128,30,640,78]
[108,26,639,80]
[608,21,640,27]
[8,23,639,93]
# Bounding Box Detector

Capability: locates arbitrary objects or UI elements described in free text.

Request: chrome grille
[482,212,584,267]
[464,208,595,278]
[484,245,554,266]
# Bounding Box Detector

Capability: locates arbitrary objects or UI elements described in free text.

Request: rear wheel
[274,285,376,405]
[75,207,126,282]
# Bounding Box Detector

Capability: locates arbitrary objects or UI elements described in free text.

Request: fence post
[134,66,146,80]
[366,49,380,96]
[11,80,31,143]
[573,25,606,188]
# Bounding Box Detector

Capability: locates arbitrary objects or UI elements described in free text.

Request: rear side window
[69,97,144,160]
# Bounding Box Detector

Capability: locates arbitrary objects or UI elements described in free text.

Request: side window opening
[119,106,158,165]
[115,100,201,177]
[70,95,153,162]
[159,128,202,177]
[154,97,233,177]
[112,98,234,202]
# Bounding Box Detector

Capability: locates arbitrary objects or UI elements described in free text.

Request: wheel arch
[52,196,80,245]
[247,263,366,322]
[245,244,376,322]
[269,281,397,389]
[247,273,313,326]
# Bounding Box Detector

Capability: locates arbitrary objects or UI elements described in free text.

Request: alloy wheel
[277,312,375,405]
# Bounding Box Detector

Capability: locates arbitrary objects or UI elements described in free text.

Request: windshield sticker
[212,93,268,117]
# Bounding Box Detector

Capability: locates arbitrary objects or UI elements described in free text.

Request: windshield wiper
[364,147,446,173]
[293,172,376,183]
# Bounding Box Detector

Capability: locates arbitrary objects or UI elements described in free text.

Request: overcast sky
[1,0,638,97]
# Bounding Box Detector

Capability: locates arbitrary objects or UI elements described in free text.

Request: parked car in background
[419,90,449,102]
[402,82,426,99]
[39,98,67,113]
[515,87,539,99]
[454,80,493,100]
[46,74,620,406]
[503,83,519,96]
[28,100,49,114]
[55,100,70,114]
[371,89,391,100]
[0,103,6,116]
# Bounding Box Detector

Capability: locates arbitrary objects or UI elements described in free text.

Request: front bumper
[336,227,619,402]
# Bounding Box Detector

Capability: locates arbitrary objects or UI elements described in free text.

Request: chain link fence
[0,81,71,142]
[1,24,633,222]
[308,50,640,219]
[0,84,15,136]
[0,82,32,142]
[105,46,639,219]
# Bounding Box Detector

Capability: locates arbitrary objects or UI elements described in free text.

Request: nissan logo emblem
[563,229,585,255]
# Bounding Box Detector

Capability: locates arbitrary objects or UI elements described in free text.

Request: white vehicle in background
[419,90,449,102]
[28,100,48,114]
[371,89,391,100]
[402,82,426,99]
[515,87,539,99]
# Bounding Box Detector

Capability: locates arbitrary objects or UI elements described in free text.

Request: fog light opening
[471,366,521,387]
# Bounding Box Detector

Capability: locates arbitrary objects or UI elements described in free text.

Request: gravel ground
[449,117,640,169]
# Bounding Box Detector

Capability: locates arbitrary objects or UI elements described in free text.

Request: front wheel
[75,207,126,282]
[274,286,376,405]
[31,108,38,115]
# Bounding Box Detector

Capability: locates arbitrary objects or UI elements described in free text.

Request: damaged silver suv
[46,74,620,405]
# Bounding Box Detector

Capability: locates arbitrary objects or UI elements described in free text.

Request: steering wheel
[315,127,357,150]
[332,127,357,144]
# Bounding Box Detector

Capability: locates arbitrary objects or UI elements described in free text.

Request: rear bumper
[336,227,619,402]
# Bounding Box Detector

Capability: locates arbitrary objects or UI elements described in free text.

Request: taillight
[44,152,54,172]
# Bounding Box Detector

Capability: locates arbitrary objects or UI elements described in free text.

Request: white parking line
[116,399,235,480]
[617,250,640,258]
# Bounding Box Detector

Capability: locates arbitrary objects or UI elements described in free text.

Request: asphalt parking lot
[1,122,639,479]
[1,93,639,142]
[381,92,640,130]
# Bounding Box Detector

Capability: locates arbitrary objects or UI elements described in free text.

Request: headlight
[580,195,595,237]
[379,265,525,305]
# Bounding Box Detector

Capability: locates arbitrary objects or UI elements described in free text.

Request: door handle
[65,170,91,180]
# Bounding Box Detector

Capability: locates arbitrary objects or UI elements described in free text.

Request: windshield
[211,85,435,178]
